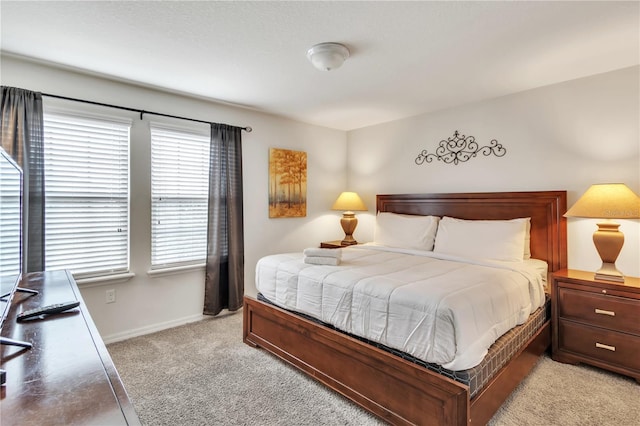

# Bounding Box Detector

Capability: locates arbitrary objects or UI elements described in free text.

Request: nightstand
[320,240,357,249]
[551,269,640,382]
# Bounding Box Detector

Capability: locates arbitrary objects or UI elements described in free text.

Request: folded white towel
[304,256,341,266]
[303,247,342,259]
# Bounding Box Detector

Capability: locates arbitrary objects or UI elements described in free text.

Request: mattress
[255,245,547,371]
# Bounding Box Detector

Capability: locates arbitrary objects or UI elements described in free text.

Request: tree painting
[269,148,307,218]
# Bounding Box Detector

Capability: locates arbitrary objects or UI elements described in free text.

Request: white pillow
[374,212,440,251]
[523,218,532,260]
[433,216,529,262]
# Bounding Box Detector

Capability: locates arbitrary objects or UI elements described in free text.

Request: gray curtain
[0,86,45,273]
[204,123,244,316]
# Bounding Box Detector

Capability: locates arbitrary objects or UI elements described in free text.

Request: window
[43,112,130,278]
[150,124,210,269]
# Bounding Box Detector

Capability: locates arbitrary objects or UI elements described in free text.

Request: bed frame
[244,191,567,425]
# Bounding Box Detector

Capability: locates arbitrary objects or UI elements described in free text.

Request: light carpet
[107,311,640,425]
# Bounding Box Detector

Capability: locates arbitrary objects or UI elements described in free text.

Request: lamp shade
[564,183,640,219]
[332,192,367,212]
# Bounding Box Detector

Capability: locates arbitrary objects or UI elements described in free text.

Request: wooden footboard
[243,295,550,426]
[243,295,468,425]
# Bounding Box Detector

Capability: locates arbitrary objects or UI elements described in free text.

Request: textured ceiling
[1,1,638,131]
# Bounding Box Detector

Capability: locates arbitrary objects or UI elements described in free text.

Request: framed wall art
[269,148,307,218]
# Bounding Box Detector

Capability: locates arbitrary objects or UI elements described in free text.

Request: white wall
[347,66,640,277]
[1,55,348,342]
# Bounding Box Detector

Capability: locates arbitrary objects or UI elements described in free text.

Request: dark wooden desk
[0,270,140,425]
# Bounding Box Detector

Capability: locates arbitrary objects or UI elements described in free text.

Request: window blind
[0,153,22,278]
[150,124,210,268]
[43,113,130,278]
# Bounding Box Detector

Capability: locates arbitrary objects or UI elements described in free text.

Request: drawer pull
[594,308,615,316]
[595,342,616,352]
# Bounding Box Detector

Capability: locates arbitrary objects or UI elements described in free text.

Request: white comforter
[255,245,546,371]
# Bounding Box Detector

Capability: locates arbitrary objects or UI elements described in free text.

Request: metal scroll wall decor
[415,131,506,165]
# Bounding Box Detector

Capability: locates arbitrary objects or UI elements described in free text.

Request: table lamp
[564,183,640,282]
[332,192,367,245]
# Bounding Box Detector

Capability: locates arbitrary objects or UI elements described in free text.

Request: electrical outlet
[106,289,116,304]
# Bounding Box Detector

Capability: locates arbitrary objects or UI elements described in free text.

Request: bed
[243,191,567,425]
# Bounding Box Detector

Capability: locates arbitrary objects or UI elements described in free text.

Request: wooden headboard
[377,191,567,272]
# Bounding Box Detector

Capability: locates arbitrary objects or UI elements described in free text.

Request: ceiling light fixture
[306,42,350,71]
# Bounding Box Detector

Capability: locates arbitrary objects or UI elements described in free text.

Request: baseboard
[102,313,206,344]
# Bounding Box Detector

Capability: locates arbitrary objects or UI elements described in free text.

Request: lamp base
[592,221,625,283]
[595,263,625,283]
[340,212,358,246]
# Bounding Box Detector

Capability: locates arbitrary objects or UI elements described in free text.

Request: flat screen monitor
[0,146,23,332]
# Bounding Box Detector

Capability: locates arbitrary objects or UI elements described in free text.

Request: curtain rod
[40,92,252,132]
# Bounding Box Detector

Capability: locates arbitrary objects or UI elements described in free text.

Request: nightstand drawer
[558,287,640,334]
[558,320,640,372]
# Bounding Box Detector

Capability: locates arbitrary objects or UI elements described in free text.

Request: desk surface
[1,270,140,425]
